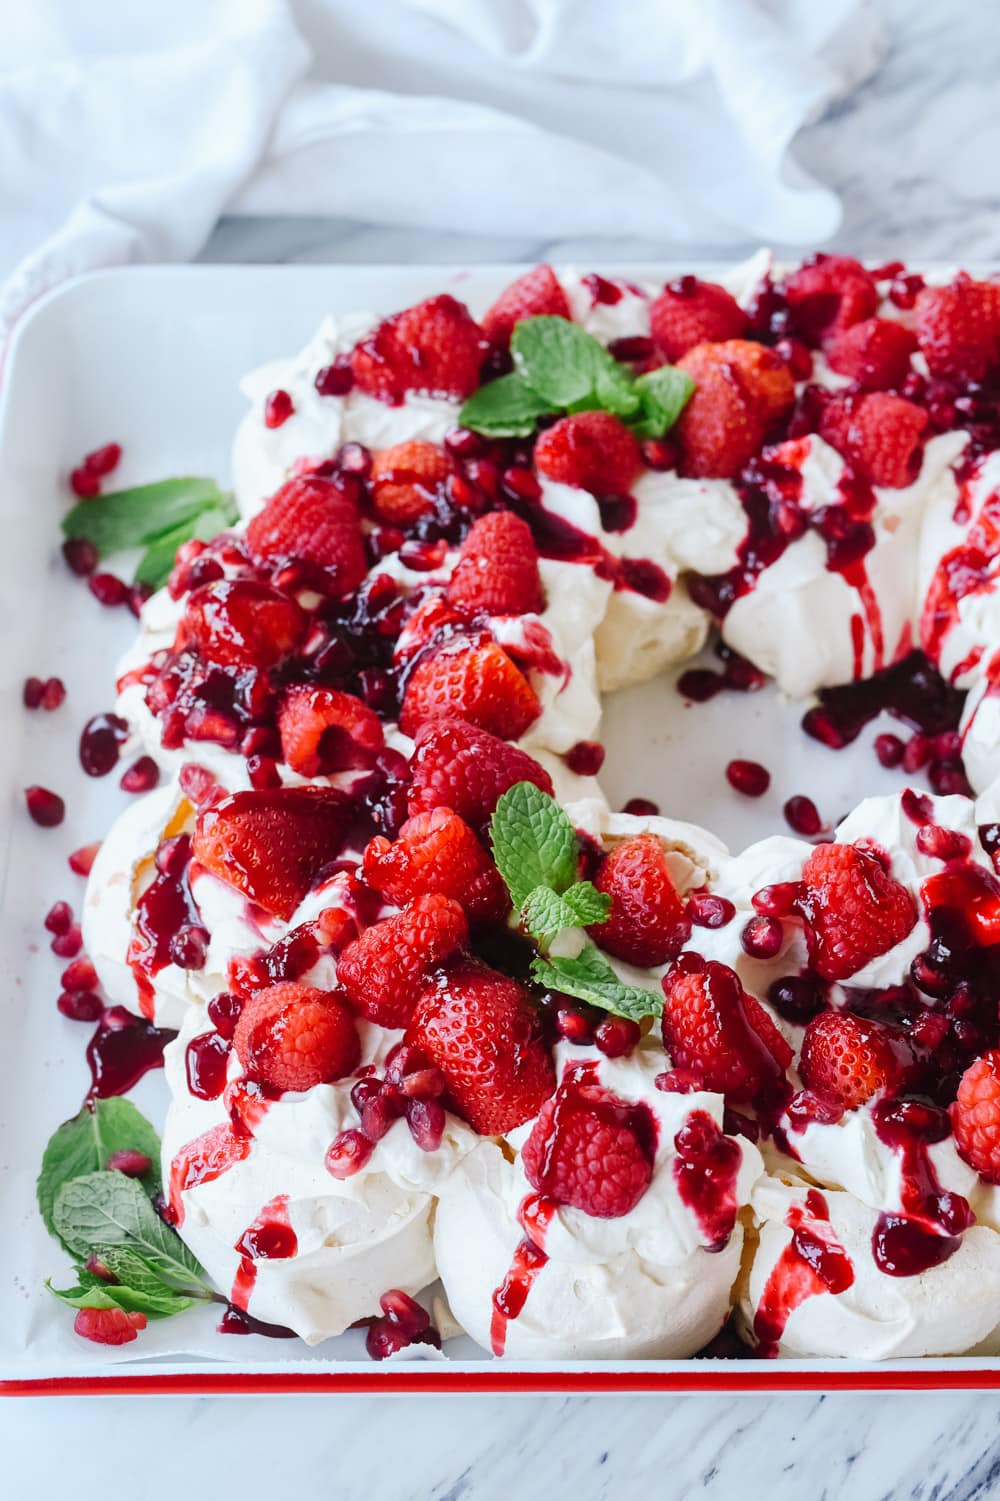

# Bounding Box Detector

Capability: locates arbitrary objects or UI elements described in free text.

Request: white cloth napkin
[0,0,886,340]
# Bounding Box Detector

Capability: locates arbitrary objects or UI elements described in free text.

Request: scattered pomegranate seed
[51,925,83,958]
[726,759,771,797]
[128,583,153,618]
[337,441,372,478]
[169,925,210,970]
[314,359,354,397]
[105,1149,152,1178]
[62,537,99,576]
[79,713,129,777]
[874,733,905,768]
[678,668,724,703]
[69,841,101,876]
[57,990,104,1022]
[783,796,822,837]
[556,1007,594,1045]
[69,466,101,498]
[916,824,971,860]
[902,734,931,773]
[23,677,45,708]
[84,443,122,478]
[120,756,160,794]
[741,914,784,959]
[623,797,659,817]
[44,900,73,935]
[325,1129,375,1180]
[929,758,972,797]
[40,677,66,711]
[264,389,295,428]
[594,1016,641,1058]
[640,438,678,471]
[686,892,736,928]
[88,572,129,608]
[751,881,801,917]
[565,740,605,776]
[61,956,98,991]
[25,785,65,827]
[767,975,825,1024]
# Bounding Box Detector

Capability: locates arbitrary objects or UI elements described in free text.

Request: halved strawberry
[371,442,450,526]
[406,718,554,825]
[181,580,307,669]
[399,636,540,741]
[481,265,572,347]
[661,957,792,1101]
[244,476,367,596]
[534,411,641,496]
[675,340,795,479]
[445,511,545,617]
[278,686,384,777]
[799,1010,906,1111]
[590,834,690,967]
[351,295,487,403]
[796,842,918,980]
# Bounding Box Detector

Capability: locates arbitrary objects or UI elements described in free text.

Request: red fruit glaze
[233,983,360,1093]
[796,842,918,981]
[521,1073,656,1218]
[590,833,690,967]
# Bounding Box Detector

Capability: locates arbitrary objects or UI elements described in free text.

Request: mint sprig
[38,1099,215,1330]
[459,315,692,440]
[531,945,663,1023]
[62,476,238,590]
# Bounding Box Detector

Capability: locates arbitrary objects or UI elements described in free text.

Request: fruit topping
[521,1077,656,1218]
[589,833,689,967]
[337,894,469,1029]
[233,982,360,1092]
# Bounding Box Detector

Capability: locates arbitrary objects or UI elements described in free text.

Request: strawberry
[233,981,360,1093]
[534,412,641,496]
[73,1307,147,1345]
[394,594,466,666]
[482,265,572,347]
[589,833,690,967]
[405,956,555,1134]
[399,635,540,741]
[951,1051,1000,1181]
[783,255,878,344]
[406,718,554,825]
[661,957,792,1101]
[819,391,929,488]
[181,580,306,669]
[277,685,384,777]
[798,1010,905,1111]
[351,295,486,403]
[521,1079,655,1217]
[245,476,367,596]
[675,340,795,479]
[445,511,545,617]
[914,276,1000,382]
[649,278,747,361]
[825,317,917,391]
[337,894,468,1028]
[796,842,918,982]
[192,787,352,921]
[363,807,509,924]
[371,442,450,526]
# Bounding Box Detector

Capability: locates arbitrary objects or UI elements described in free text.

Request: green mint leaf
[531,943,663,1022]
[511,316,600,407]
[47,1262,198,1320]
[489,781,579,909]
[630,366,695,439]
[591,351,642,419]
[62,476,226,553]
[52,1172,210,1293]
[520,885,582,942]
[561,881,612,927]
[37,1098,162,1245]
[46,1276,119,1313]
[458,373,555,437]
[133,498,238,589]
[89,1246,203,1318]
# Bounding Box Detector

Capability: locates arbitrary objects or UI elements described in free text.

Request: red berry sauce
[753,1189,854,1357]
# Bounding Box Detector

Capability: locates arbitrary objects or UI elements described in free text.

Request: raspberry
[399,636,540,741]
[521,1080,655,1217]
[661,958,792,1101]
[796,842,918,981]
[675,340,795,479]
[825,317,917,391]
[819,391,929,489]
[192,787,352,921]
[277,686,384,777]
[914,276,1000,382]
[371,442,451,526]
[233,982,360,1092]
[73,1307,147,1345]
[405,956,554,1134]
[952,1051,1000,1181]
[351,294,486,402]
[649,278,747,361]
[798,1010,905,1112]
[182,579,307,669]
[406,718,554,825]
[363,807,509,924]
[244,476,367,596]
[589,833,689,967]
[534,412,641,495]
[337,894,468,1028]
[783,255,878,343]
[445,511,545,617]
[481,265,572,347]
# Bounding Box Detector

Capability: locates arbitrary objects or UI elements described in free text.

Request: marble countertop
[6,2,1000,1496]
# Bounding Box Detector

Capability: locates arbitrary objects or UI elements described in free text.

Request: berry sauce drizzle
[673,1110,742,1251]
[166,1123,254,1226]
[753,1189,854,1357]
[85,1007,176,1100]
[126,835,202,1020]
[489,1193,557,1357]
[230,1193,299,1311]
[870,1098,973,1277]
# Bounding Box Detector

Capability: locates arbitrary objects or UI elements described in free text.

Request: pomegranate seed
[70,466,101,498]
[178,762,221,808]
[88,572,129,608]
[57,990,104,1022]
[264,389,294,428]
[444,427,486,460]
[337,442,372,478]
[314,359,354,397]
[874,733,905,768]
[565,740,605,776]
[79,713,129,776]
[639,438,678,472]
[169,925,210,970]
[398,1067,447,1100]
[62,537,99,575]
[677,668,724,703]
[364,1321,408,1362]
[69,841,101,876]
[556,1007,594,1044]
[207,991,244,1039]
[910,1012,949,1050]
[623,797,659,816]
[154,834,190,878]
[767,976,825,1024]
[129,583,153,618]
[325,1129,375,1179]
[61,956,98,990]
[500,465,542,503]
[247,754,282,790]
[741,915,784,959]
[84,443,122,478]
[594,1016,641,1058]
[119,755,160,794]
[783,796,822,837]
[361,1092,403,1143]
[686,892,736,928]
[406,1097,446,1152]
[722,655,766,693]
[929,758,972,797]
[51,925,83,958]
[902,734,931,773]
[785,1089,844,1131]
[726,759,770,797]
[44,900,73,935]
[752,882,801,917]
[774,337,813,381]
[23,676,45,708]
[25,785,65,827]
[801,706,848,749]
[40,677,66,711]
[106,1149,152,1177]
[916,825,971,860]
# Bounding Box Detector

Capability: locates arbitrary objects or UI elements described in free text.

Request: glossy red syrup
[167,1123,253,1226]
[673,1110,742,1251]
[127,836,202,1019]
[922,862,1000,948]
[753,1189,854,1357]
[921,473,1000,665]
[217,1305,297,1338]
[802,651,966,750]
[231,1194,298,1311]
[86,1007,176,1100]
[871,1098,973,1276]
[186,1031,231,1100]
[489,1193,557,1357]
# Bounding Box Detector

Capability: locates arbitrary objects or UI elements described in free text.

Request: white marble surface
[6,2,1000,1495]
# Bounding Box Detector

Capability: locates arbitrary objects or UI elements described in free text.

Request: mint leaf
[561,881,612,927]
[37,1098,162,1244]
[52,1172,210,1293]
[46,1276,119,1313]
[89,1246,202,1318]
[630,366,695,439]
[458,373,554,438]
[531,943,662,1021]
[133,499,238,589]
[520,881,610,942]
[47,1262,199,1320]
[591,351,642,419]
[62,476,225,553]
[511,317,600,407]
[490,782,579,909]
